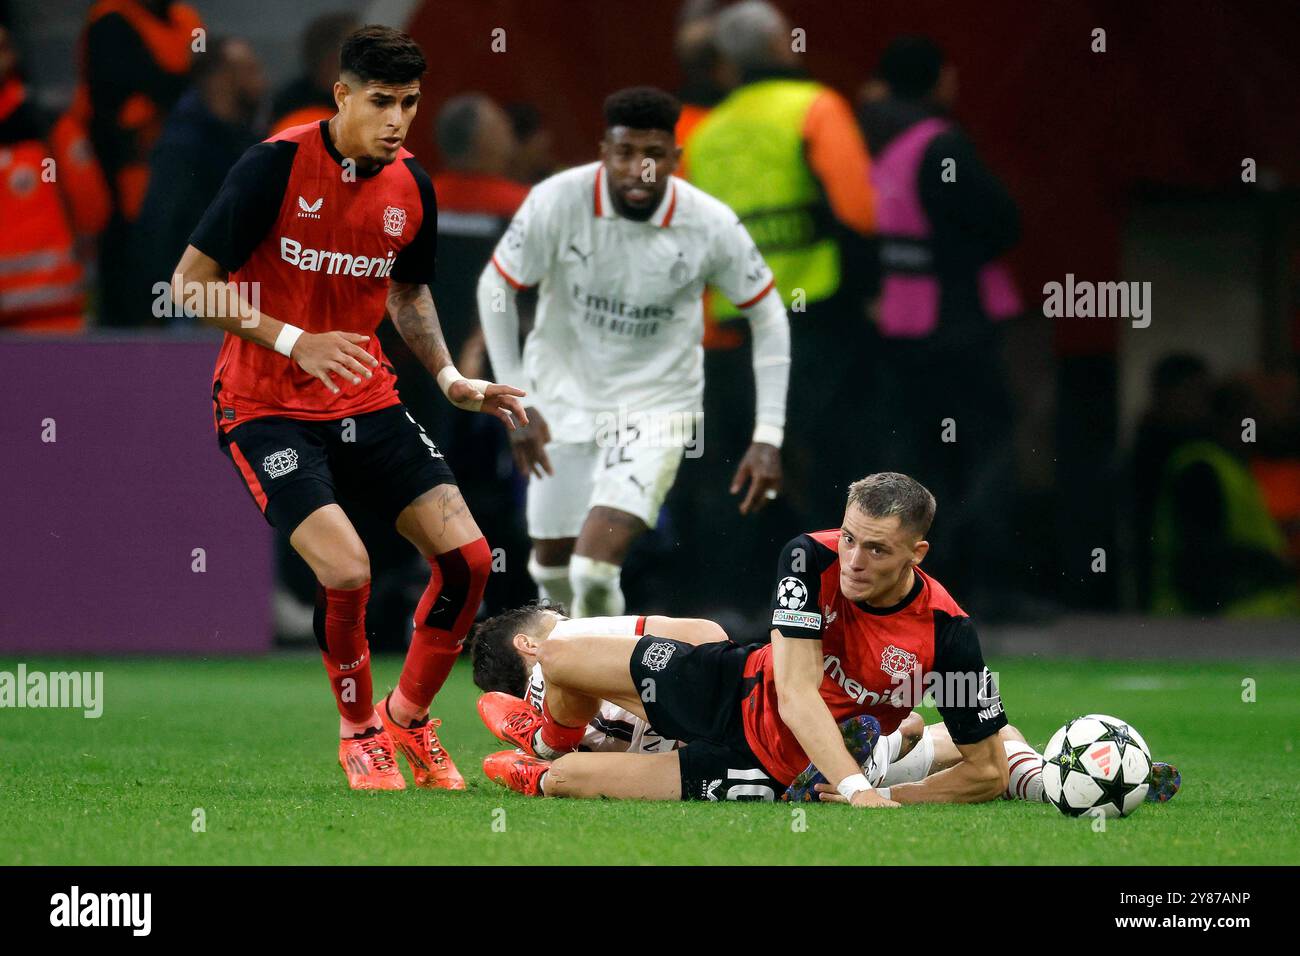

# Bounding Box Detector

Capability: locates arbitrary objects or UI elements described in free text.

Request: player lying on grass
[477,472,1018,806]
[472,606,721,754]
[471,602,1182,802]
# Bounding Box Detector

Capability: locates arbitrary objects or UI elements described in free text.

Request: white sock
[532,731,568,762]
[1004,740,1047,802]
[528,553,574,611]
[569,555,624,618]
[882,726,935,786]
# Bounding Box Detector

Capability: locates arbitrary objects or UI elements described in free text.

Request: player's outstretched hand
[291,331,380,394]
[446,377,529,429]
[508,406,554,480]
[814,783,901,808]
[730,441,783,515]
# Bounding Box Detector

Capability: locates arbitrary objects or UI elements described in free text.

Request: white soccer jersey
[489,161,775,443]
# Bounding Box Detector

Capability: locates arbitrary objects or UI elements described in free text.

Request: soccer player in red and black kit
[172,26,527,791]
[478,472,1012,806]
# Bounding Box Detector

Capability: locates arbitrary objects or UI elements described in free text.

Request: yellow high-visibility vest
[685,79,840,318]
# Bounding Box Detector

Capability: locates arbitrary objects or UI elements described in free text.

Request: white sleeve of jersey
[741,288,790,446]
[549,615,643,639]
[489,186,554,289]
[478,265,532,395]
[707,215,776,310]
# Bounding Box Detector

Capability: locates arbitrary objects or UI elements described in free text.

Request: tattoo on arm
[389,282,453,377]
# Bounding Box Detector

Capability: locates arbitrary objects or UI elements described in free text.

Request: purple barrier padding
[0,337,273,655]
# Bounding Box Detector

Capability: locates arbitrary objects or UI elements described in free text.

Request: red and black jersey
[741,528,1007,784]
[189,120,437,430]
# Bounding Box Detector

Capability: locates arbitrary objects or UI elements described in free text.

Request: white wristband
[752,422,784,448]
[837,772,871,800]
[273,323,304,358]
[437,364,493,412]
[436,364,463,394]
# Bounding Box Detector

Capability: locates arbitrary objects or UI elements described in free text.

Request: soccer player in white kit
[478,87,792,618]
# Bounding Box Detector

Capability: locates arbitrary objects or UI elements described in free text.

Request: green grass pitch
[1,655,1296,865]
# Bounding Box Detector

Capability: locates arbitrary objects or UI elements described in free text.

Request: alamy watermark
[152,274,261,326]
[0,664,103,718]
[1042,274,1151,328]
[594,405,704,459]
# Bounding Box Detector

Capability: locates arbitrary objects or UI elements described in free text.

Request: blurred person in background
[673,0,723,145]
[505,102,557,185]
[0,23,109,331]
[269,11,358,135]
[678,0,875,613]
[860,35,1023,617]
[665,0,766,620]
[1150,380,1300,617]
[377,92,533,619]
[78,0,203,326]
[426,93,526,367]
[380,92,526,432]
[1244,365,1300,582]
[1128,353,1213,606]
[137,36,267,325]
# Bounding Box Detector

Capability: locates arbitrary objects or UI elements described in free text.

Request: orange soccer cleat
[477,691,549,757]
[483,750,550,797]
[378,694,466,791]
[338,726,407,791]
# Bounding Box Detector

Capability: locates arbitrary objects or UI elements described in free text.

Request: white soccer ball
[776,577,808,609]
[1042,714,1151,818]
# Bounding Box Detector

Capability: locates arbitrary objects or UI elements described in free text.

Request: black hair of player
[339,25,427,86]
[469,600,567,697]
[603,86,681,133]
[879,35,944,100]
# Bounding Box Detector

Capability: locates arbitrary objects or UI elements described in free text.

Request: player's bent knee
[900,711,925,743]
[459,535,493,584]
[999,723,1027,745]
[316,554,371,591]
[536,634,576,676]
[421,537,491,630]
[696,620,728,644]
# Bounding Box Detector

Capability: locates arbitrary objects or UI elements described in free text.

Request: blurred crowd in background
[2,0,1297,644]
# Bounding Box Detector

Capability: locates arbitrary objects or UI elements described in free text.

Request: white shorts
[526,436,686,539]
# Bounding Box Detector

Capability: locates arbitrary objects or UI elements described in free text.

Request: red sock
[539,697,587,753]
[397,537,491,711]
[315,583,374,724]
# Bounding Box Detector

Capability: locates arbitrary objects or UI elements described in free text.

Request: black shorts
[629,635,785,802]
[217,403,457,534]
